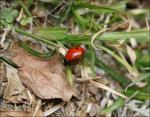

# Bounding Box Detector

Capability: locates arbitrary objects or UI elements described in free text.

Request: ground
[0,0,150,117]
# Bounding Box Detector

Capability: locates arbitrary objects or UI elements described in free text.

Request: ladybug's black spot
[76,47,79,49]
[64,59,71,66]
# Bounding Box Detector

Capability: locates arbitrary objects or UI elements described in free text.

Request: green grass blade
[17,0,37,24]
[127,73,150,88]
[66,65,73,86]
[136,54,150,68]
[89,45,96,75]
[96,58,130,86]
[34,27,67,40]
[124,89,149,100]
[72,10,89,30]
[58,35,91,44]
[19,41,55,59]
[14,27,58,47]
[0,56,19,68]
[96,29,149,41]
[59,0,74,23]
[17,0,32,17]
[108,1,126,10]
[100,98,125,114]
[97,45,138,75]
[74,2,129,17]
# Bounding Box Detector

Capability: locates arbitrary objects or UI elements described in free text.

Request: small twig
[32,99,42,117]
[145,17,149,30]
[16,8,24,22]
[76,77,101,82]
[43,102,65,117]
[90,80,128,99]
[50,0,65,13]
[103,13,112,29]
[26,90,34,105]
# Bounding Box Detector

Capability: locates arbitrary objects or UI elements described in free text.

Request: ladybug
[65,46,85,65]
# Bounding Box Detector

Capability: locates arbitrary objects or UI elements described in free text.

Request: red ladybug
[65,46,85,65]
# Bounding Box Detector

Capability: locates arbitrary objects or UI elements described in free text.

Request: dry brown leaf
[0,109,43,117]
[3,67,29,103]
[10,42,74,101]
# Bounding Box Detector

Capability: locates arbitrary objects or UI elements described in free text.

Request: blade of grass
[96,58,130,86]
[17,0,37,24]
[59,0,74,23]
[108,1,126,10]
[34,27,67,40]
[136,54,150,68]
[72,10,89,30]
[66,65,73,86]
[17,0,32,17]
[97,45,138,76]
[18,41,55,59]
[96,29,149,41]
[76,1,126,10]
[89,45,96,76]
[72,10,101,31]
[14,27,59,47]
[100,97,125,115]
[74,2,130,18]
[0,20,90,45]
[0,56,19,68]
[58,35,91,44]
[124,89,149,100]
[126,73,150,89]
[90,80,127,99]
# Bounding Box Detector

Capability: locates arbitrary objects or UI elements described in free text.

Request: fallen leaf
[10,42,74,101]
[3,66,29,103]
[0,109,43,117]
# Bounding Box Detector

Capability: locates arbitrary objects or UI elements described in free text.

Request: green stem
[66,65,73,86]
[100,97,125,114]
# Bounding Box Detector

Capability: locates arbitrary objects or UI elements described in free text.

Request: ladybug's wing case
[65,48,75,61]
[65,47,85,64]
